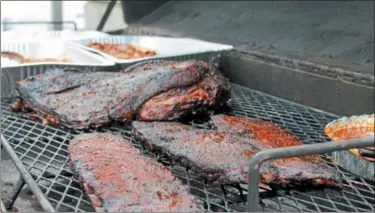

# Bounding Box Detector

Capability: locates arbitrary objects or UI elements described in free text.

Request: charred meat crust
[132,117,340,187]
[68,133,203,212]
[136,71,231,121]
[13,60,231,129]
[132,121,254,185]
[210,115,341,186]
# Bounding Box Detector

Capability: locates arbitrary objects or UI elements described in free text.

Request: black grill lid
[130,1,374,75]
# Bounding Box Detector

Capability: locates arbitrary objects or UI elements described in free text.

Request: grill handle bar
[1,21,78,31]
[1,134,56,212]
[247,137,375,212]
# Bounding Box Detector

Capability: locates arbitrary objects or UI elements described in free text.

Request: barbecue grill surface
[1,84,374,212]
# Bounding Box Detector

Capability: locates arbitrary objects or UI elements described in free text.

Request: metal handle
[247,137,375,212]
[1,21,78,31]
[0,134,56,212]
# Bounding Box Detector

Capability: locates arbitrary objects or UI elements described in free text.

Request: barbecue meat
[138,68,231,121]
[133,121,259,185]
[209,114,340,185]
[13,60,231,129]
[132,116,340,187]
[210,114,313,149]
[68,133,203,212]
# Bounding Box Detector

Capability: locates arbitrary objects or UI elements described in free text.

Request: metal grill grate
[1,84,374,212]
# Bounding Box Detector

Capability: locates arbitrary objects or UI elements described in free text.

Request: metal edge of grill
[1,83,374,212]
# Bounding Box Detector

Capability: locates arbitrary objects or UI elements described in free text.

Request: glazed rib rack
[1,84,374,212]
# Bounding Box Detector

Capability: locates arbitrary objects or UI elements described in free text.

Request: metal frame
[0,199,7,212]
[1,135,55,212]
[51,1,63,31]
[247,137,375,212]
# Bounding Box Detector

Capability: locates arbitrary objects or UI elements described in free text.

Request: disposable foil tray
[1,30,109,42]
[70,35,233,68]
[325,115,375,181]
[333,150,374,181]
[1,41,116,99]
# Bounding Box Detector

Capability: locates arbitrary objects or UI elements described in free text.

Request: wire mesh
[1,84,374,212]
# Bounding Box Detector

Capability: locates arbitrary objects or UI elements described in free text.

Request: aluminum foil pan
[1,41,116,99]
[325,114,374,181]
[70,35,233,68]
[0,65,117,99]
[332,146,374,181]
[1,40,115,68]
[1,30,109,42]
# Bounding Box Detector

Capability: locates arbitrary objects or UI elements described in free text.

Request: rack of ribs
[132,115,340,188]
[68,133,203,212]
[11,60,231,129]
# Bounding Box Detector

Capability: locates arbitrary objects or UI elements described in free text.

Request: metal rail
[1,21,77,31]
[247,137,375,212]
[0,134,56,212]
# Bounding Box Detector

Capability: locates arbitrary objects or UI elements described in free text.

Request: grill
[1,84,374,212]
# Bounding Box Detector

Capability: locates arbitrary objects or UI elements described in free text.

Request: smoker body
[1,1,374,212]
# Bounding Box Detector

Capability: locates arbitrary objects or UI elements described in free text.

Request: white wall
[1,1,52,31]
[1,1,127,32]
[62,1,87,29]
[1,1,52,21]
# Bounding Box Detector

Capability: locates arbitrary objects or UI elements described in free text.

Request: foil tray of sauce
[325,114,374,181]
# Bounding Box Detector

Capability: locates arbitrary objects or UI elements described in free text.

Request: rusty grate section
[1,84,374,212]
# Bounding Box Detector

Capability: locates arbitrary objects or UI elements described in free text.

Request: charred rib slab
[13,60,231,129]
[210,114,341,185]
[68,133,203,212]
[132,116,340,187]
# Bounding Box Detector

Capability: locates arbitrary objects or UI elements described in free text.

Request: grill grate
[1,84,374,212]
